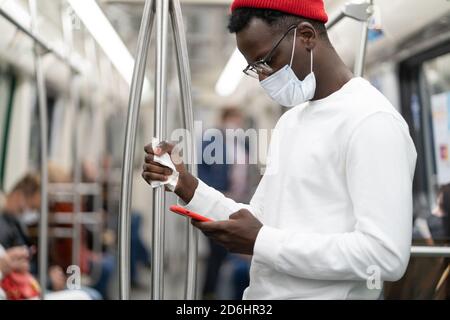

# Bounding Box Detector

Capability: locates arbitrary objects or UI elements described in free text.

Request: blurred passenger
[0,245,31,300]
[130,211,151,288]
[414,184,450,244]
[75,161,117,299]
[0,174,99,299]
[0,174,40,248]
[198,107,251,299]
[431,185,450,240]
[229,254,251,300]
[387,185,449,300]
[85,158,151,289]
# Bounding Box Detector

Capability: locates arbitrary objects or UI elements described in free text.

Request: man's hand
[0,246,30,276]
[49,266,66,291]
[142,141,198,203]
[192,209,263,255]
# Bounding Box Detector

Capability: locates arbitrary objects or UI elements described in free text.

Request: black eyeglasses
[243,24,298,79]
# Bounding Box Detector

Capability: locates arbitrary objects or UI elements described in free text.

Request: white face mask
[21,209,39,226]
[260,28,316,107]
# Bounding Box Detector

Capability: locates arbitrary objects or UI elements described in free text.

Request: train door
[385,32,450,300]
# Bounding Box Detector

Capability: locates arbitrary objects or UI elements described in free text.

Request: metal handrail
[152,0,170,300]
[170,0,199,300]
[0,5,81,73]
[118,0,155,300]
[29,0,48,299]
[48,182,102,195]
[325,0,374,77]
[118,0,199,300]
[411,246,450,258]
[51,212,102,225]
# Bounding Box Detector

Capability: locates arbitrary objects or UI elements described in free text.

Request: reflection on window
[421,52,450,244]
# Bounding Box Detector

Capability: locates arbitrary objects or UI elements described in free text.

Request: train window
[424,53,450,187]
[392,43,450,301]
[424,54,450,96]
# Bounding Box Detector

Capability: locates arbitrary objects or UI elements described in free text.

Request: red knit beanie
[231,0,328,23]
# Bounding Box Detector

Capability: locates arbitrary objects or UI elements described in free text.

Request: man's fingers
[191,220,228,233]
[144,154,155,163]
[192,223,230,248]
[144,144,155,154]
[155,141,174,156]
[144,141,174,155]
[145,141,175,157]
[143,163,173,176]
[142,172,168,182]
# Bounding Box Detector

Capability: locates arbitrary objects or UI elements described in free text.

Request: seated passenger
[0,245,31,300]
[0,173,100,300]
[414,184,450,244]
[0,174,41,249]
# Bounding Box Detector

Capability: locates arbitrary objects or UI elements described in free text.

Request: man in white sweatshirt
[142,0,417,299]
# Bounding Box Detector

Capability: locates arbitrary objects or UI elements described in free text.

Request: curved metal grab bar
[118,0,199,300]
[151,0,170,300]
[118,0,155,300]
[325,0,374,77]
[170,0,199,300]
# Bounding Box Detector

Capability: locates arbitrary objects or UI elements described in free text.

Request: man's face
[236,18,312,82]
[15,192,41,215]
[27,193,41,212]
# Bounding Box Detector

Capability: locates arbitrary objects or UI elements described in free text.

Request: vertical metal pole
[62,3,82,271]
[71,106,83,268]
[170,0,198,300]
[118,0,154,300]
[29,0,48,299]
[353,0,373,77]
[152,0,169,300]
[354,20,369,77]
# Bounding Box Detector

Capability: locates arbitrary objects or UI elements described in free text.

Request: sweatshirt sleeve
[252,112,417,282]
[181,174,266,222]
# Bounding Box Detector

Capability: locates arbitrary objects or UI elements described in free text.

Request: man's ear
[297,22,317,51]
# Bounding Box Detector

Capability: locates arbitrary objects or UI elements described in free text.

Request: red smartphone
[169,205,213,222]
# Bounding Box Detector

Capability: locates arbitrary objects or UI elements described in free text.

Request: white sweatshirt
[184,77,417,300]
